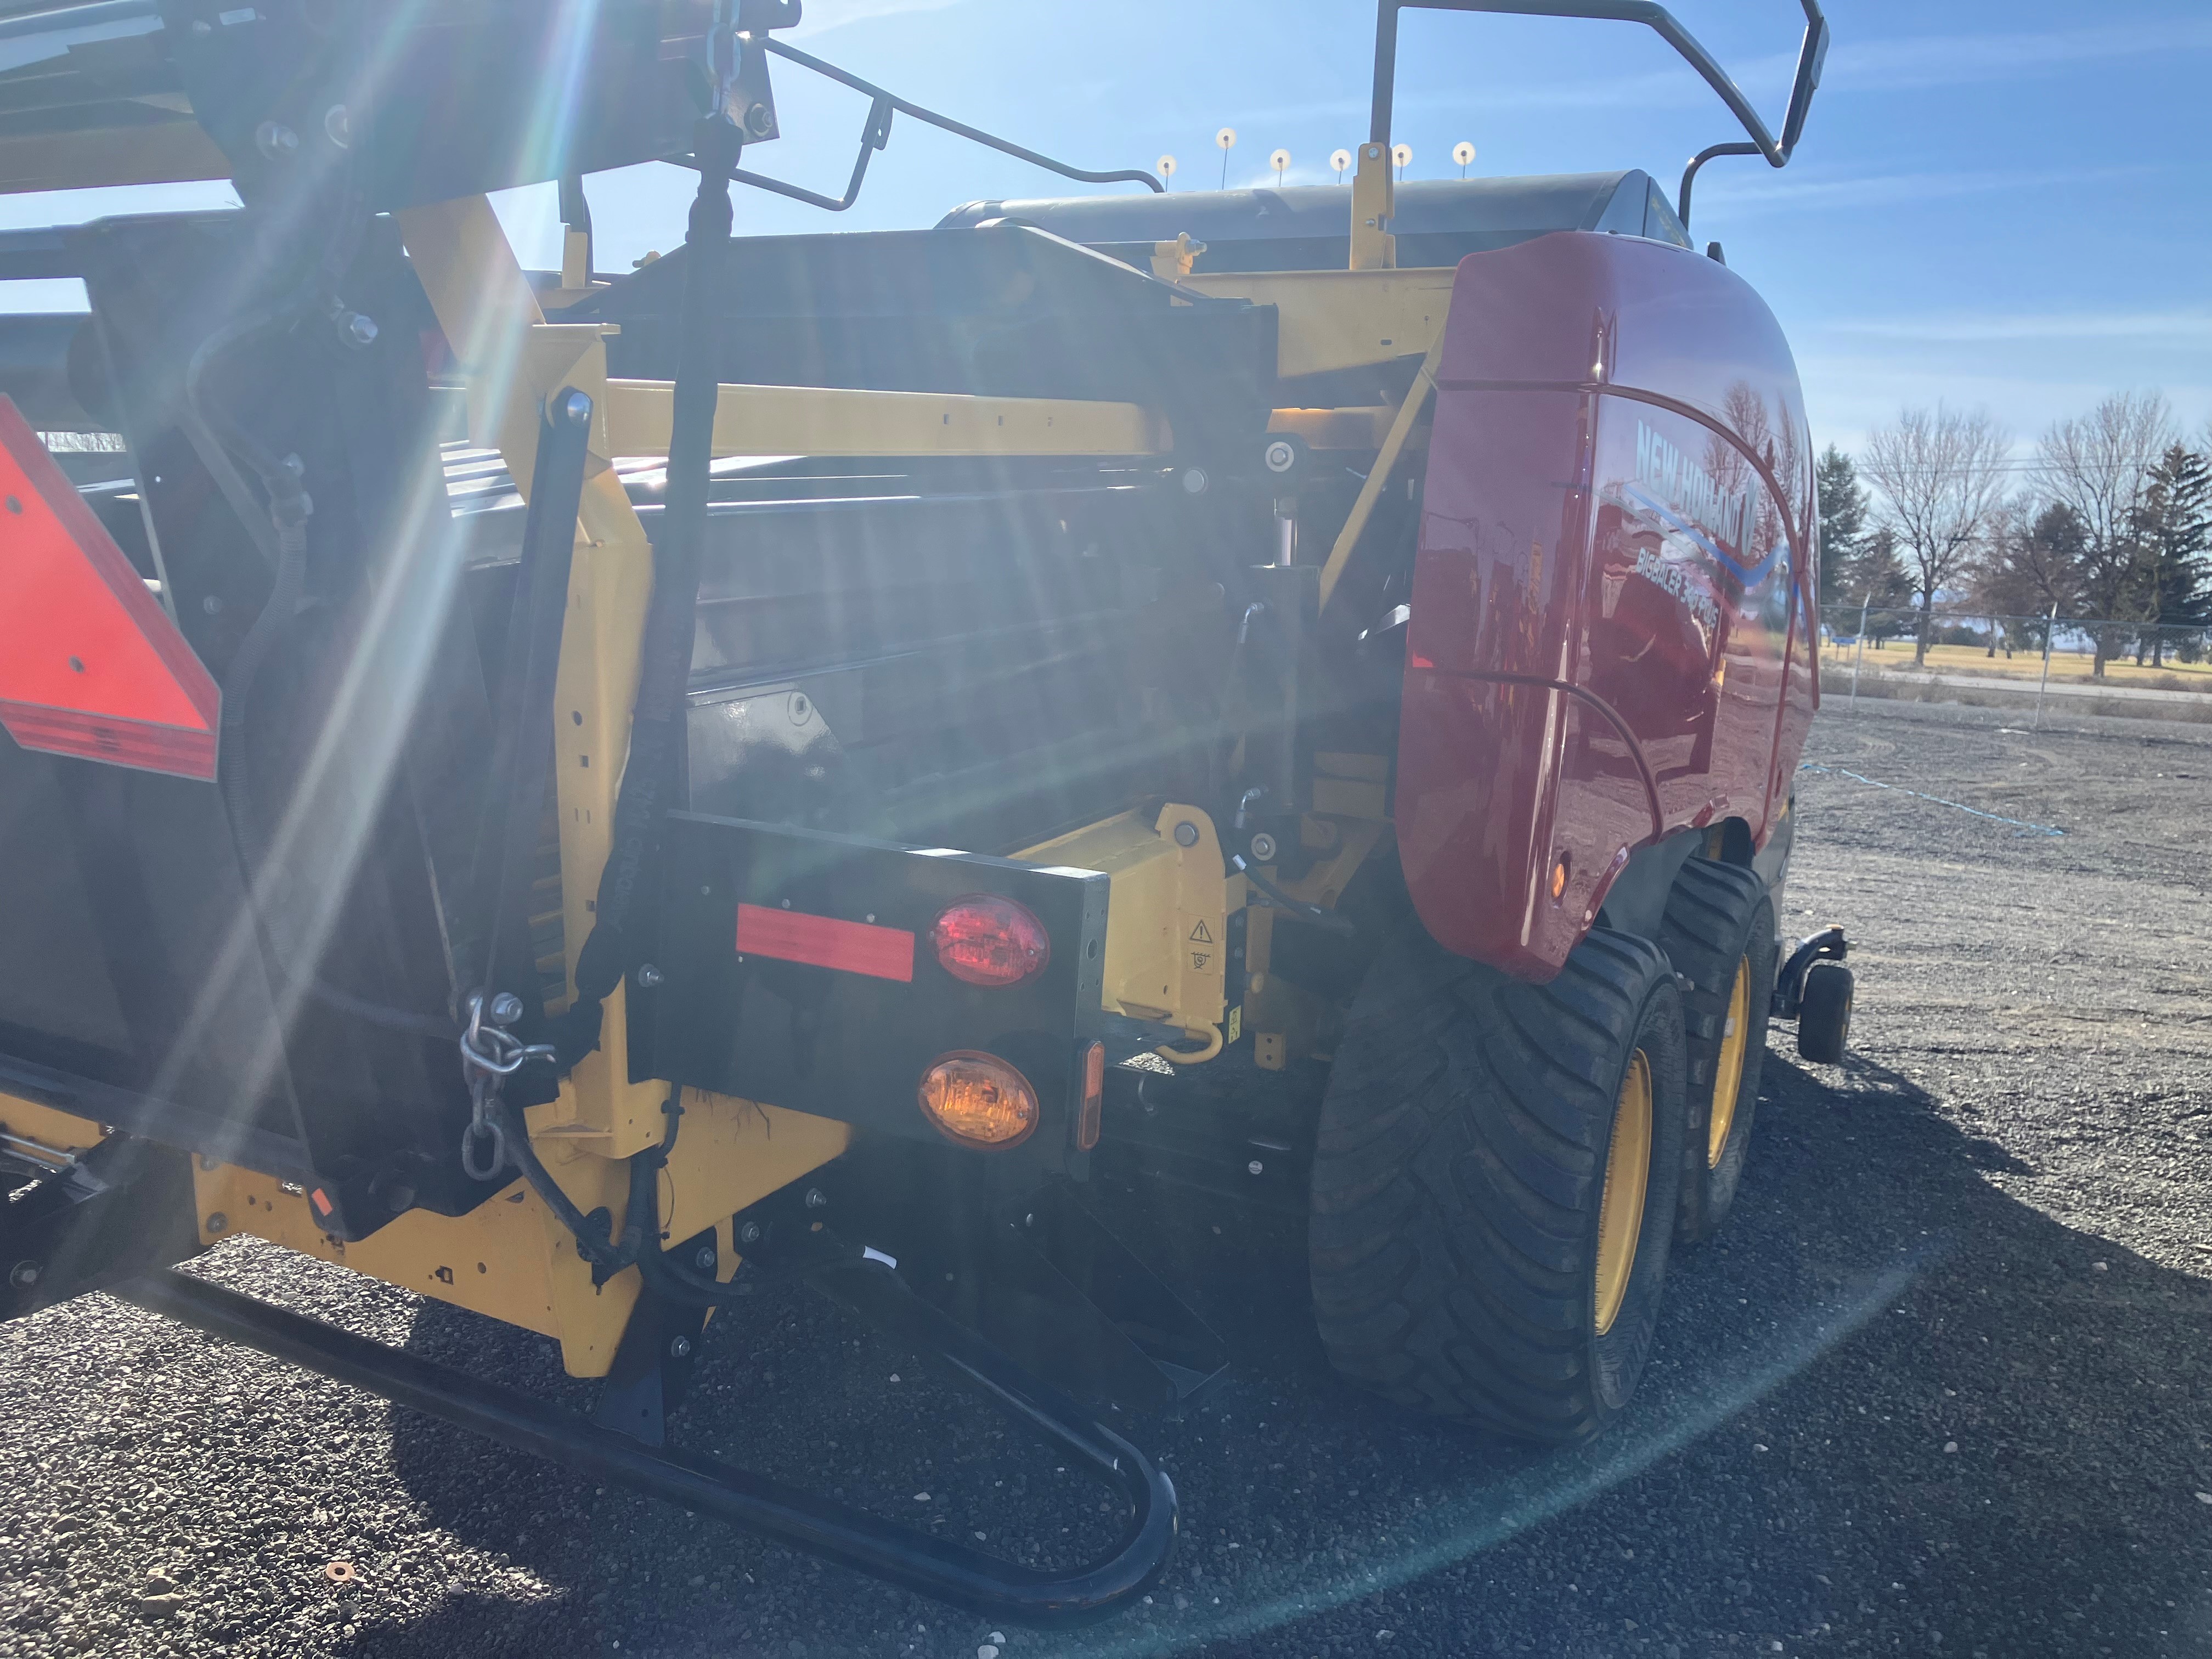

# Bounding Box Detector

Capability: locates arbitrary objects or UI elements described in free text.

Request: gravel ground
[4,704,2211,1659]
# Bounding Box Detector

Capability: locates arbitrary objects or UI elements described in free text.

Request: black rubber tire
[1309,924,1689,1442]
[1797,961,1854,1064]
[1658,858,1779,1245]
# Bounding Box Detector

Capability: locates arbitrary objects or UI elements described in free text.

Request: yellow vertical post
[395,196,681,1163]
[1350,141,1396,271]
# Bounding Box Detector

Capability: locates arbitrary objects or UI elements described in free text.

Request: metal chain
[457,991,554,1181]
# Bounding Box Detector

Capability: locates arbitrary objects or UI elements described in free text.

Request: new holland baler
[0,0,1852,1623]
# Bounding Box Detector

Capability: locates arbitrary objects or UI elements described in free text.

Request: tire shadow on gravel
[345,1042,2212,1659]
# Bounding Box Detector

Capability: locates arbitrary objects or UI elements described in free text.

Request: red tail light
[929,895,1049,988]
[0,396,218,780]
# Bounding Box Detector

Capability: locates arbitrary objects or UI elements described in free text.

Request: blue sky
[3,1,2206,455]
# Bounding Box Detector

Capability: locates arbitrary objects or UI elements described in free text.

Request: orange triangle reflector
[0,395,219,781]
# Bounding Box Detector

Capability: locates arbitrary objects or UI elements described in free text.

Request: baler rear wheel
[1658,857,1779,1245]
[1308,924,1688,1442]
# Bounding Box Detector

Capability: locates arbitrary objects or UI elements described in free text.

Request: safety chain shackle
[458,991,554,1181]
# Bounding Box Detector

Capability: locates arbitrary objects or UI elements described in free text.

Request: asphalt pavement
[2,704,2209,1658]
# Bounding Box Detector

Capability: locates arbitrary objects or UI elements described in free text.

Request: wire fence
[1819,605,2212,675]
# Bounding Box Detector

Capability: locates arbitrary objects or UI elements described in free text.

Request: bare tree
[2033,390,2174,675]
[1860,404,2013,665]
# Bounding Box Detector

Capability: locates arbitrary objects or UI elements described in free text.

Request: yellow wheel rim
[1594,1049,1652,1336]
[1708,959,1751,1169]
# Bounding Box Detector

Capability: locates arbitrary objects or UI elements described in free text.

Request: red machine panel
[0,395,219,780]
[1398,231,1817,980]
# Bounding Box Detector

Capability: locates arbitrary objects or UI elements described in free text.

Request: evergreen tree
[1846,526,1914,647]
[1815,444,1868,607]
[1978,502,2085,651]
[2136,444,2212,664]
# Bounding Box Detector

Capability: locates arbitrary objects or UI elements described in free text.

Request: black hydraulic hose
[1233,854,1357,936]
[558,112,743,1068]
[490,1090,853,1305]
[490,1096,622,1266]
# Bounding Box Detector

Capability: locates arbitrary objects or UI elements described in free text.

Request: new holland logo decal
[1621,419,1781,594]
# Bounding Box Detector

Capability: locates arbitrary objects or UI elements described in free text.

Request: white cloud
[1698,163,2151,215]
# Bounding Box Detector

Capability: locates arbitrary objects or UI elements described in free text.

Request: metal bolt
[8,1261,38,1290]
[202,595,223,616]
[1246,1160,1264,1176]
[253,121,299,160]
[803,1187,828,1211]
[205,1212,229,1235]
[737,1221,763,1245]
[559,388,592,427]
[1181,467,1209,495]
[323,104,351,149]
[745,101,775,138]
[340,312,379,348]
[668,1334,692,1360]
[1263,439,1296,474]
[1173,821,1200,848]
[487,992,525,1026]
[198,1154,219,1172]
[692,1245,717,1272]
[1249,832,1278,862]
[636,964,664,990]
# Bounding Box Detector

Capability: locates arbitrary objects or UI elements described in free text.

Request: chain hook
[456,991,554,1181]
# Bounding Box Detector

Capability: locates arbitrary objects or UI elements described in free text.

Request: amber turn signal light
[930,895,1050,988]
[1076,1040,1104,1151]
[918,1051,1039,1148]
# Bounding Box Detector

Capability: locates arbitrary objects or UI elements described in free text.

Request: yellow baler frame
[22,195,1431,1375]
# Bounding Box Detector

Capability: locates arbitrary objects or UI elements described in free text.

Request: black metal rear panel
[636,814,1107,1171]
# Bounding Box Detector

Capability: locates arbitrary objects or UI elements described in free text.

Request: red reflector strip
[0,700,217,781]
[0,394,219,781]
[737,902,915,983]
